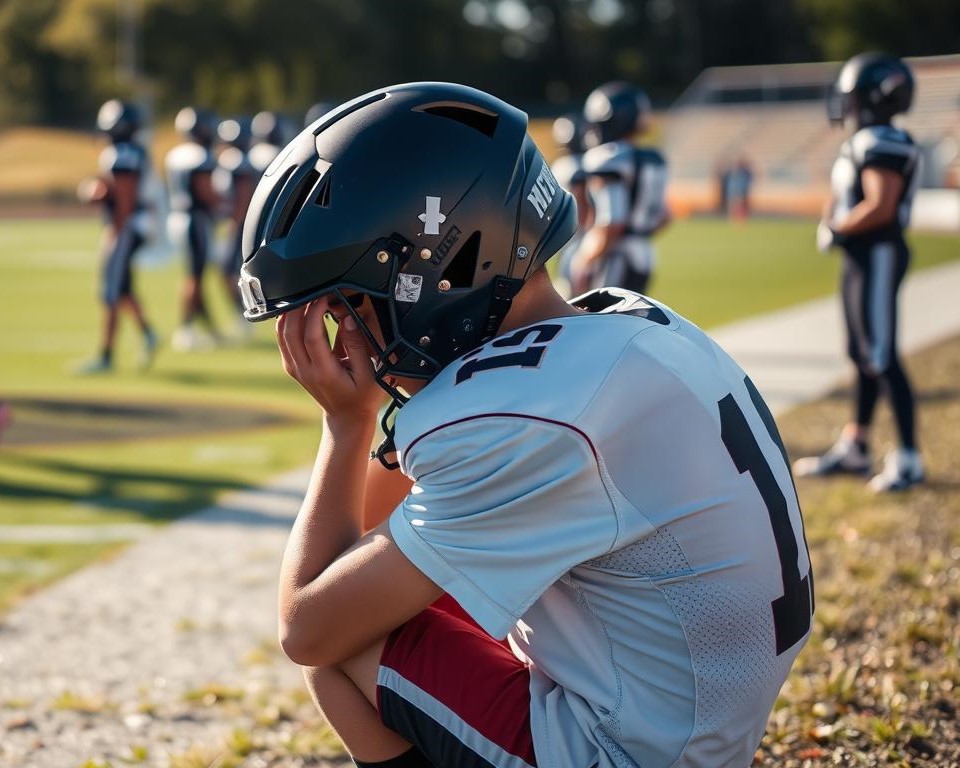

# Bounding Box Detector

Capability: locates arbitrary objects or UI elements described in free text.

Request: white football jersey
[164,141,217,213]
[389,289,812,768]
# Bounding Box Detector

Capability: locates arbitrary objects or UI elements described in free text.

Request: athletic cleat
[73,357,113,375]
[140,329,159,370]
[792,438,872,477]
[867,449,925,493]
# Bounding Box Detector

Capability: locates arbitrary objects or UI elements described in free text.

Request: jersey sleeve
[852,128,916,176]
[389,415,619,639]
[101,143,143,176]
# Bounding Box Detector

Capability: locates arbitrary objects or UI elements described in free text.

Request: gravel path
[0,467,349,768]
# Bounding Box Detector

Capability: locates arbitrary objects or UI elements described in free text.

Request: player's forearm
[833,201,897,237]
[279,419,375,610]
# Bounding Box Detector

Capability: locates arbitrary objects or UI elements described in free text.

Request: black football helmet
[218,117,253,152]
[175,106,218,147]
[97,99,142,143]
[239,82,576,458]
[552,112,585,155]
[251,110,296,147]
[827,53,914,128]
[583,81,651,146]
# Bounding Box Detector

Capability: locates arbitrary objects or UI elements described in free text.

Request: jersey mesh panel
[585,528,776,734]
[661,580,776,733]
[584,526,692,577]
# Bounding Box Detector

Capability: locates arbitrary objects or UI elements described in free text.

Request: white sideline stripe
[0,524,155,543]
[377,666,536,768]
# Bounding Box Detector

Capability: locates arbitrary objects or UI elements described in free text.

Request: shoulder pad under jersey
[248,142,280,174]
[582,141,635,180]
[850,125,916,167]
[165,142,216,174]
[551,153,585,188]
[101,142,144,175]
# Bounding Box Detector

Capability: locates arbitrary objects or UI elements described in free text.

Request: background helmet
[96,99,142,142]
[304,101,336,128]
[217,116,253,152]
[175,106,218,147]
[240,81,577,390]
[827,53,914,127]
[583,81,651,146]
[552,112,585,155]
[251,110,296,147]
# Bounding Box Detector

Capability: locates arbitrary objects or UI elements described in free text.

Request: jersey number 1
[719,381,813,655]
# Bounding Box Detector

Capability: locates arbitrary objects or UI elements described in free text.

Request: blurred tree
[0,0,89,126]
[0,0,956,128]
[798,0,960,61]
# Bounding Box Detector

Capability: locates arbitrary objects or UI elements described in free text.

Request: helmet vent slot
[442,231,480,288]
[254,165,295,245]
[314,174,332,208]
[272,169,320,239]
[417,104,499,137]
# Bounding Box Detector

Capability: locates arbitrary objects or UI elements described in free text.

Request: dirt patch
[0,396,298,447]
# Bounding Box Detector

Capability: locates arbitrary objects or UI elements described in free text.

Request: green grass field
[0,215,957,614]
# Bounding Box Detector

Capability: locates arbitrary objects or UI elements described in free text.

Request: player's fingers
[302,299,339,375]
[337,313,376,385]
[278,305,311,375]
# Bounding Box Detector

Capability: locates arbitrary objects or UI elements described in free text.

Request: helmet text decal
[526,162,559,219]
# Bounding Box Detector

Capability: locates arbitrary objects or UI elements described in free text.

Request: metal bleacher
[663,55,960,214]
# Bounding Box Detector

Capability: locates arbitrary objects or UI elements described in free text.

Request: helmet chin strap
[371,388,408,471]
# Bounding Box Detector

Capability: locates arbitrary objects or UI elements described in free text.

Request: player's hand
[77,177,107,204]
[816,220,842,253]
[276,297,382,429]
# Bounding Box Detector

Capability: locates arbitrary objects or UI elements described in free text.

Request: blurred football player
[238,82,812,768]
[795,53,923,492]
[75,99,159,373]
[570,81,670,296]
[213,116,257,328]
[249,110,296,176]
[549,112,593,295]
[166,106,221,349]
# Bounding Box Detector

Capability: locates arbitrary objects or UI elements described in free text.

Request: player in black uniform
[794,53,924,492]
[214,117,257,327]
[570,81,670,296]
[76,99,159,373]
[166,107,222,350]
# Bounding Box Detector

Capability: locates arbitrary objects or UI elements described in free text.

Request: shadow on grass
[0,395,302,447]
[150,368,296,392]
[0,452,299,526]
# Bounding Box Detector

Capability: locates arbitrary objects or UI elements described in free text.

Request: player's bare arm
[275,297,440,668]
[110,171,139,232]
[832,166,904,236]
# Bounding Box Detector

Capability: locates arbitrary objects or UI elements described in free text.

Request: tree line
[2,0,957,128]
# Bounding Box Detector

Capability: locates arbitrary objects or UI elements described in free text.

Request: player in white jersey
[214,117,257,324]
[550,113,593,296]
[796,53,924,493]
[166,106,222,349]
[75,99,159,373]
[237,82,812,768]
[249,110,296,176]
[570,81,670,296]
